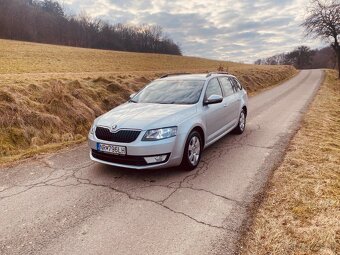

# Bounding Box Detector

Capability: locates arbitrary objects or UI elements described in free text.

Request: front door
[202,78,226,143]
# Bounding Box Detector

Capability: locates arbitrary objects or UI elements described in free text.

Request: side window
[205,78,222,98]
[230,77,242,91]
[219,77,234,97]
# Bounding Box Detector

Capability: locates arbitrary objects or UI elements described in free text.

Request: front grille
[92,150,147,166]
[95,127,141,143]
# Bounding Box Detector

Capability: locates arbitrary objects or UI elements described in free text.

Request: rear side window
[218,77,234,97]
[230,77,242,91]
[205,78,222,98]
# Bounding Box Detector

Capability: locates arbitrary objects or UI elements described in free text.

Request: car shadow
[94,162,183,182]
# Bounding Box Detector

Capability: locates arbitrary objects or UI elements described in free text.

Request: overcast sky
[63,0,325,63]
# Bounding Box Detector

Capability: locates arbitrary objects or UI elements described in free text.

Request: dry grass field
[241,70,340,255]
[0,39,247,74]
[0,39,297,163]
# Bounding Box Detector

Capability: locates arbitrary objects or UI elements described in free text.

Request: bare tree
[285,46,315,69]
[302,0,340,78]
[253,45,335,69]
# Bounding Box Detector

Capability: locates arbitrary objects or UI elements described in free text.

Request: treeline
[255,45,336,69]
[0,0,182,55]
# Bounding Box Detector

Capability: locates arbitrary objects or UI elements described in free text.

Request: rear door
[218,76,240,128]
[230,77,247,104]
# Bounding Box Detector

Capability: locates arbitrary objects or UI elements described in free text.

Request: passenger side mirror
[129,93,136,99]
[204,95,223,105]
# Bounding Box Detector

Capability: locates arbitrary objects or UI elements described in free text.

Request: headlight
[89,123,96,135]
[142,127,177,141]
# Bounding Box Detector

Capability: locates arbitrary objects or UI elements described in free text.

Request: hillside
[1,39,237,74]
[0,0,181,55]
[0,39,297,163]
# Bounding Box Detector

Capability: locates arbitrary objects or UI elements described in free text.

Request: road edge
[234,69,325,254]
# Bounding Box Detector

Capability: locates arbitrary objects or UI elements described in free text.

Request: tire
[180,131,202,171]
[233,109,246,134]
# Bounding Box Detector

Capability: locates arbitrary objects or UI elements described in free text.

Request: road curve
[0,70,324,255]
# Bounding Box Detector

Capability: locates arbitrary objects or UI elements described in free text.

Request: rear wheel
[233,109,246,134]
[180,131,202,171]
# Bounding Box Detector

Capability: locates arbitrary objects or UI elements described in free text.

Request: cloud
[63,0,325,63]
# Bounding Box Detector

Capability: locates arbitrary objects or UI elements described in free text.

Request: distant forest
[255,45,336,69]
[0,0,182,55]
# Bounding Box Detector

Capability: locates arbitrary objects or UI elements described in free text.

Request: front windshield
[132,80,205,104]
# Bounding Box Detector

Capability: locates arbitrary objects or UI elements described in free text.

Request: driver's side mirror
[204,95,223,105]
[129,93,136,99]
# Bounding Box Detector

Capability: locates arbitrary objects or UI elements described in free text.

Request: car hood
[96,102,197,130]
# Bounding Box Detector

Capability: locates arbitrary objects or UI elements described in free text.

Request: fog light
[144,155,168,164]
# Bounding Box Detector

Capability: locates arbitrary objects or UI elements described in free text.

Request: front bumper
[88,133,184,169]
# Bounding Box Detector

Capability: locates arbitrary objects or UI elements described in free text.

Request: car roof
[158,73,235,81]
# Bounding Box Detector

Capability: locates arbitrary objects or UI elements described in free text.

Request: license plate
[97,143,126,155]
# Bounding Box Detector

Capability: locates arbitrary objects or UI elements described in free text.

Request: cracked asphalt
[0,70,324,255]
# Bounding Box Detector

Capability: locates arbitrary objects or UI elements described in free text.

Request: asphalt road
[0,69,324,255]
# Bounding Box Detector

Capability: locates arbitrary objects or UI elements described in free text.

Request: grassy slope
[0,39,297,163]
[241,70,340,255]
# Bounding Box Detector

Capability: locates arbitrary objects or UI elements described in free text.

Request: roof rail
[160,73,191,78]
[206,71,229,78]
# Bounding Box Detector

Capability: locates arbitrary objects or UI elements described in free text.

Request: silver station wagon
[88,72,248,170]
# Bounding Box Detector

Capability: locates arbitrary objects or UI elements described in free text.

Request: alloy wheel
[239,111,245,131]
[188,136,201,166]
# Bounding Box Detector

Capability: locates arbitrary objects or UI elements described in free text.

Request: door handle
[223,104,227,107]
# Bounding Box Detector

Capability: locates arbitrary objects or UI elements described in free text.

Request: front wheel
[233,109,246,134]
[180,131,202,171]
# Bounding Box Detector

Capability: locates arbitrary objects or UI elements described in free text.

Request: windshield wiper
[157,102,175,104]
